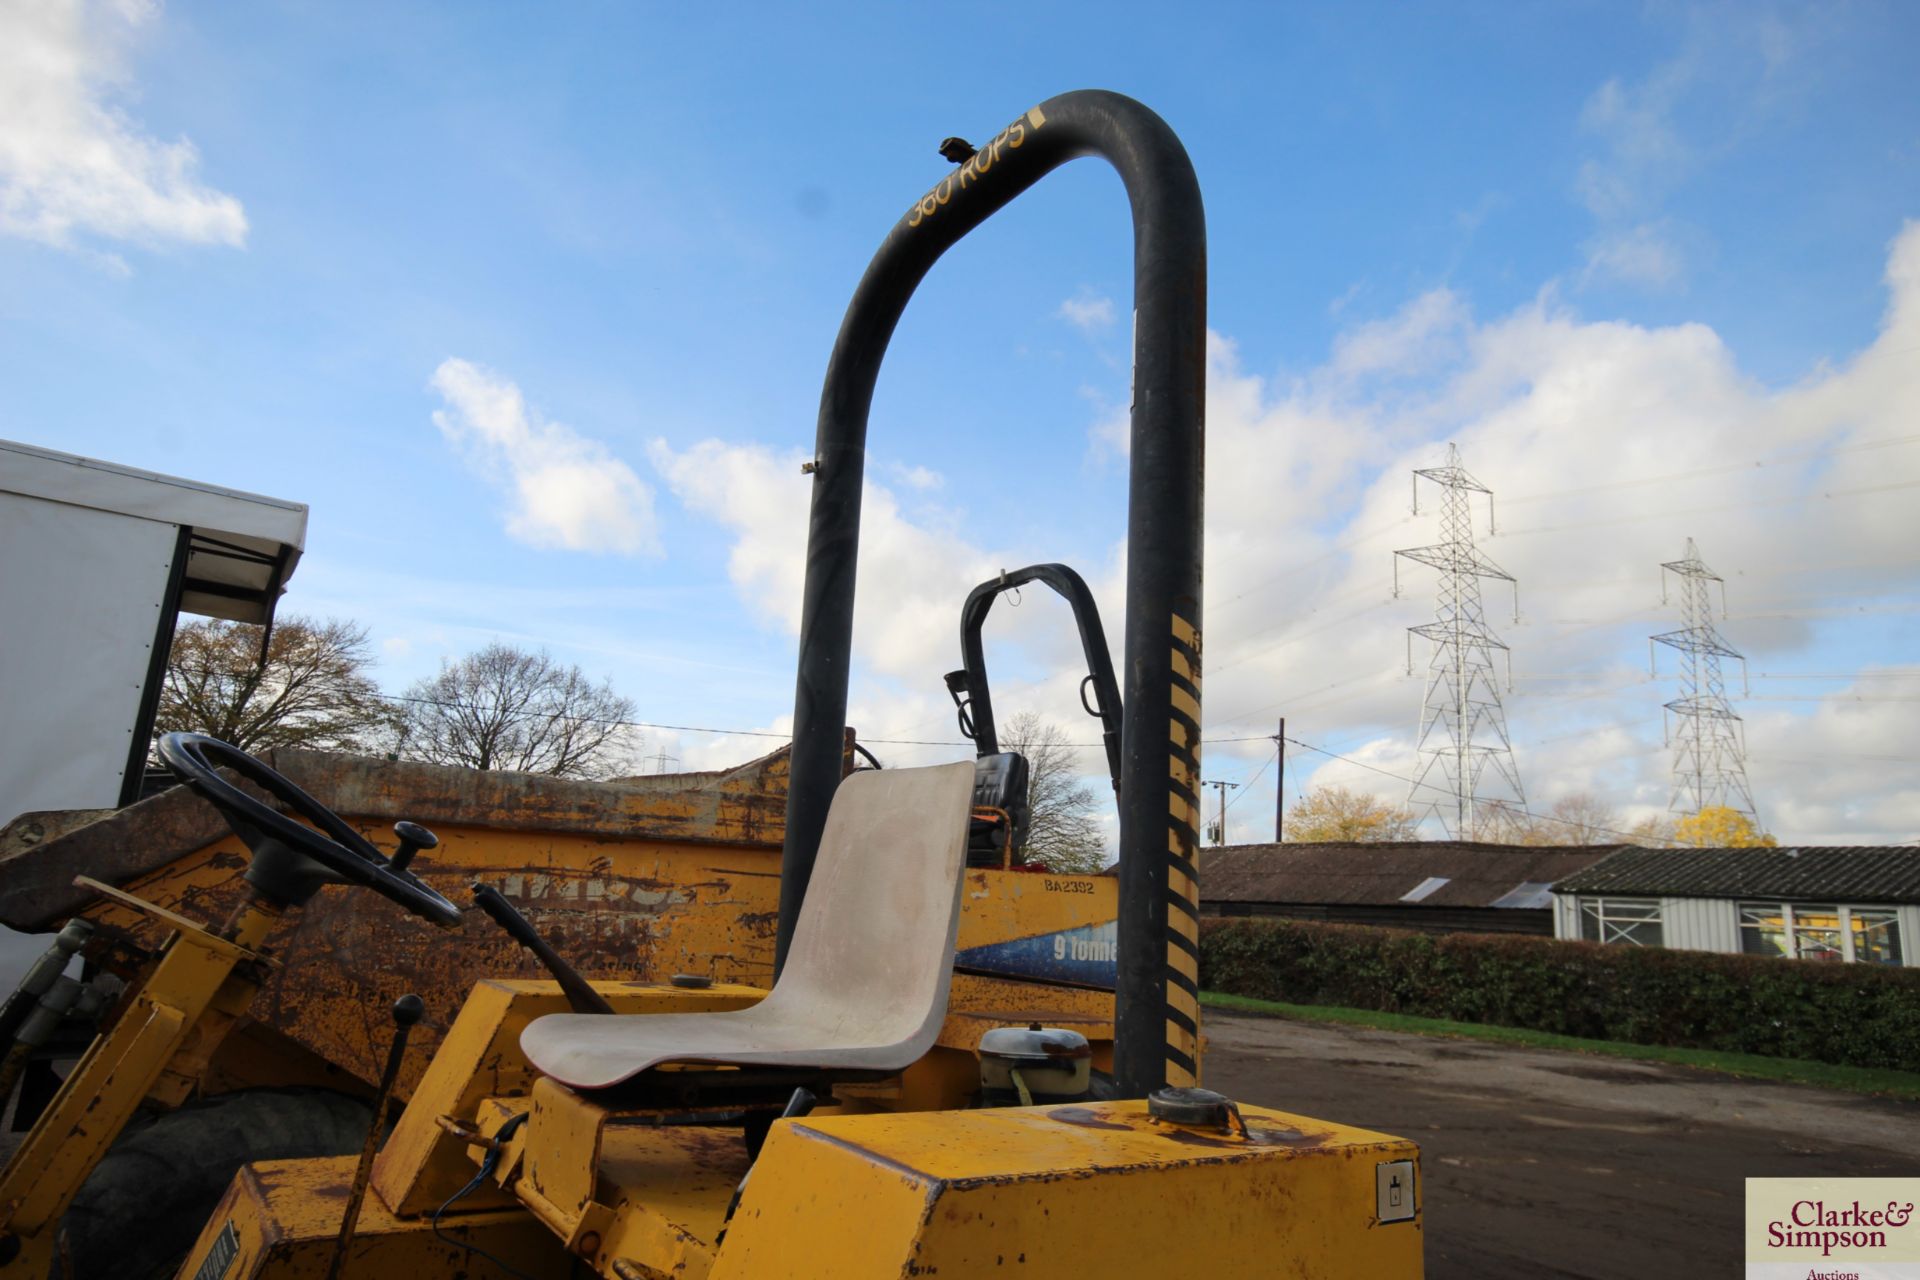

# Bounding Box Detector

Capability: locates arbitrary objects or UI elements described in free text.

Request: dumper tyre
[60,1086,372,1280]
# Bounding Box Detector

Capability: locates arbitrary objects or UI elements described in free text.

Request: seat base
[575,1066,892,1113]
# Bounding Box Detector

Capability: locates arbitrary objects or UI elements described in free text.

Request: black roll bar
[776,90,1206,1097]
[946,563,1124,797]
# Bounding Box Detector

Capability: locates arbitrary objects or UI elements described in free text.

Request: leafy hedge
[1200,917,1920,1071]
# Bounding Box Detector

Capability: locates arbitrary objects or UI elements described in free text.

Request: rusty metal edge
[0,743,794,934]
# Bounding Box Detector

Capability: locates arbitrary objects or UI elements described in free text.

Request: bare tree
[1535,794,1623,844]
[394,643,639,778]
[1477,794,1625,845]
[999,710,1107,874]
[156,616,392,754]
[1284,785,1421,842]
[1626,814,1677,847]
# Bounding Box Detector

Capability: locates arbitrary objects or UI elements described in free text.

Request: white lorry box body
[0,439,307,825]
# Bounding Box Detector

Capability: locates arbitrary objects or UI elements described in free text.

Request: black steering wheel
[157,732,463,929]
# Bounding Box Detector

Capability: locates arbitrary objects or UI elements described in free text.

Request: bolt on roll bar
[776,90,1206,1097]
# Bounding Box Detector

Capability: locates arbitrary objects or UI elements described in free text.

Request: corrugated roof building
[1550,846,1920,967]
[1201,841,1621,936]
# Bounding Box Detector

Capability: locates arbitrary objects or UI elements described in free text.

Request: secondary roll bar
[946,563,1124,798]
[775,90,1206,1097]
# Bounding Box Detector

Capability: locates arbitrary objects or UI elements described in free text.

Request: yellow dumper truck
[0,89,1423,1279]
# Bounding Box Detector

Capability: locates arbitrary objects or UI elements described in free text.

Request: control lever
[470,883,614,1015]
[327,995,423,1280]
[388,821,438,872]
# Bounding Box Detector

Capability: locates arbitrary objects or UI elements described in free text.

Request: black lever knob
[389,821,438,872]
[391,992,425,1027]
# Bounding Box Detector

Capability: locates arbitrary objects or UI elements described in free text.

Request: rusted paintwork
[175,1155,570,1280]
[0,742,800,930]
[0,742,1124,1104]
[0,745,801,1098]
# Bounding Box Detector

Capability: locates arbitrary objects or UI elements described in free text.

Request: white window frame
[1737,902,1902,965]
[1578,896,1665,947]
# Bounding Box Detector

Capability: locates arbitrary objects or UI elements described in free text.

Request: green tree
[1284,785,1420,842]
[156,616,391,754]
[394,642,639,778]
[999,710,1107,874]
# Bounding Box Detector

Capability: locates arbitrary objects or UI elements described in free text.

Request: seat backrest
[753,760,976,1049]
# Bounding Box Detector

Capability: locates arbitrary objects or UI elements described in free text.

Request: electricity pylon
[1651,538,1758,823]
[1393,443,1525,839]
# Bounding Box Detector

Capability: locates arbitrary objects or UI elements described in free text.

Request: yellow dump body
[0,744,1119,1100]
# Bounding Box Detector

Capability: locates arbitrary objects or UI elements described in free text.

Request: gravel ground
[1202,1010,1920,1279]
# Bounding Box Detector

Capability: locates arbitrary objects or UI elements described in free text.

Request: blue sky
[3,1,1916,844]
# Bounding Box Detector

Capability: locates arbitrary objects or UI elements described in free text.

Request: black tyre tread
[62,1087,371,1280]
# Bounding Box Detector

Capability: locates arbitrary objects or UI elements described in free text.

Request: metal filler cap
[1148,1086,1234,1127]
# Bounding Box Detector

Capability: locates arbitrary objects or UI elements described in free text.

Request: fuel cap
[1147,1086,1233,1127]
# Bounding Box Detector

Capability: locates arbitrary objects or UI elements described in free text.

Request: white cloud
[430,357,659,555]
[648,438,1005,685]
[1570,64,1694,289]
[1194,223,1920,844]
[647,224,1920,847]
[0,0,247,253]
[886,461,944,491]
[1580,221,1685,289]
[1057,291,1116,332]
[1575,71,1691,221]
[1569,16,1818,292]
[1328,288,1470,380]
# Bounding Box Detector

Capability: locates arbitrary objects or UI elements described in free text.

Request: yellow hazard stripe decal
[1165,611,1202,1083]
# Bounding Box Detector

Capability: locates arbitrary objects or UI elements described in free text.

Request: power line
[381,691,1294,750]
[1221,743,1281,814]
[1280,734,1660,846]
[1500,430,1920,510]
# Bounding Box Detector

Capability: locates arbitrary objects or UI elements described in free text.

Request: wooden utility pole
[1202,779,1238,846]
[1273,717,1286,842]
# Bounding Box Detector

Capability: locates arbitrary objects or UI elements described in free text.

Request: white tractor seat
[520,760,977,1092]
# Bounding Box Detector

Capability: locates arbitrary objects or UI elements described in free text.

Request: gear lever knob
[389,821,438,872]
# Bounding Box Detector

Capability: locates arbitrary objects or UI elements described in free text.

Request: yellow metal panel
[707,1124,936,1280]
[175,1156,570,1280]
[373,979,763,1217]
[593,1123,753,1280]
[520,1076,609,1249]
[951,867,1116,955]
[0,918,251,1237]
[712,1100,1420,1279]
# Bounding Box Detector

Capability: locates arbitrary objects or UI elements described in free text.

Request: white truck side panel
[0,492,178,824]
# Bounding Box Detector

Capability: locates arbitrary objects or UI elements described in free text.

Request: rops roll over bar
[776,90,1206,1097]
